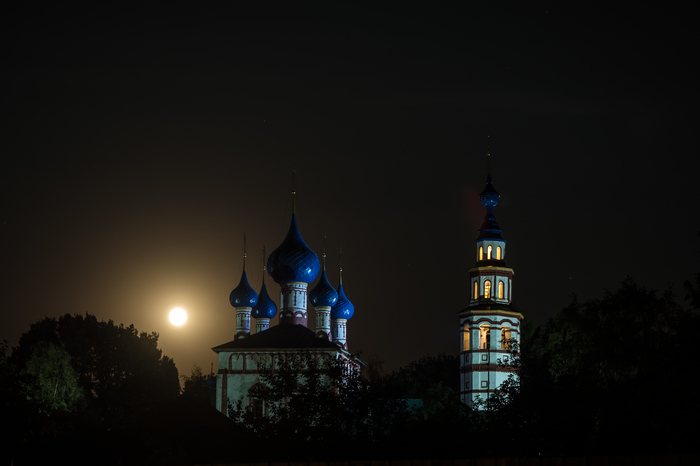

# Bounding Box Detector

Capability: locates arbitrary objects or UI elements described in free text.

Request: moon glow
[169,308,187,326]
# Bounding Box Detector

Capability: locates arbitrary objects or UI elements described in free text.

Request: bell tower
[459,141,523,408]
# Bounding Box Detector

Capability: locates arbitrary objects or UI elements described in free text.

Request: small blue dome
[480,174,500,207]
[205,375,217,390]
[309,271,338,308]
[267,215,321,284]
[331,284,354,320]
[252,283,277,319]
[229,271,258,308]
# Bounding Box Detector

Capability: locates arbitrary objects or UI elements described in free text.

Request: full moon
[169,308,187,326]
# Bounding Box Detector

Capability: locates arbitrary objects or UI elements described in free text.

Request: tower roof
[267,214,321,284]
[251,282,277,319]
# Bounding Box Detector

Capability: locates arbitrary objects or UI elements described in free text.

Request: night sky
[2,3,698,375]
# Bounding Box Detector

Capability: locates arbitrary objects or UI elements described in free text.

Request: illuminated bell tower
[459,141,523,408]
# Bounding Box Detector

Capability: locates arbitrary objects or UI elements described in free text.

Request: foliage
[181,363,213,405]
[10,313,180,429]
[227,352,410,460]
[19,340,84,413]
[481,278,700,456]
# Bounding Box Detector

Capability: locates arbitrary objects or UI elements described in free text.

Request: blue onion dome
[229,271,258,308]
[205,375,217,390]
[331,284,354,320]
[252,282,277,319]
[480,174,500,207]
[267,214,321,284]
[309,270,338,307]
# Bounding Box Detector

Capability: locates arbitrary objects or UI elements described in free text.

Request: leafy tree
[19,340,83,413]
[10,313,180,429]
[483,278,700,456]
[378,352,459,397]
[227,352,410,460]
[180,363,213,405]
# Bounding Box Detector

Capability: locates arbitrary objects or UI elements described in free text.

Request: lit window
[473,281,478,299]
[498,281,504,299]
[487,245,492,260]
[479,247,483,261]
[481,326,491,349]
[463,325,470,351]
[496,246,502,260]
[501,327,512,350]
[484,280,491,299]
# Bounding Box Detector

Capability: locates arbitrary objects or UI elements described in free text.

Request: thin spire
[487,134,491,176]
[339,247,343,286]
[292,166,296,215]
[322,233,327,271]
[261,246,266,284]
[243,232,247,271]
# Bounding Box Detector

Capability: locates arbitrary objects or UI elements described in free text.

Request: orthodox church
[459,152,523,408]
[212,208,360,416]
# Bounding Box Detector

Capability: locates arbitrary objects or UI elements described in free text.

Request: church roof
[212,324,342,352]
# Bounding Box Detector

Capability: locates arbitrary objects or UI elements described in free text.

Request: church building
[212,209,360,417]
[459,155,523,408]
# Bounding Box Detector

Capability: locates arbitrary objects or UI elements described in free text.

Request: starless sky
[1,3,698,375]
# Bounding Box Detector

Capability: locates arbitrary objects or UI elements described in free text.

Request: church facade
[212,212,359,417]
[459,165,523,408]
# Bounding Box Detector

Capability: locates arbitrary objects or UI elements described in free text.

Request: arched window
[479,247,483,261]
[473,281,478,299]
[501,327,512,350]
[496,246,502,260]
[463,325,470,351]
[481,326,491,350]
[252,398,264,418]
[484,280,492,299]
[487,245,492,260]
[498,280,504,299]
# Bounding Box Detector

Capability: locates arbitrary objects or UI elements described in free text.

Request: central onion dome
[309,270,338,307]
[229,271,258,307]
[267,214,321,284]
[331,284,354,319]
[252,282,277,319]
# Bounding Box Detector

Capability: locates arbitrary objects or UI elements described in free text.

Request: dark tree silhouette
[227,352,410,461]
[10,313,180,428]
[485,278,700,456]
